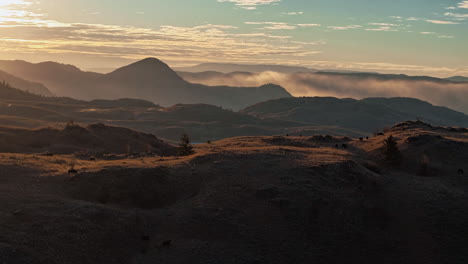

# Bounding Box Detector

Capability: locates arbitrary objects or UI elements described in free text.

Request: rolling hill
[1,81,468,142]
[0,58,292,110]
[241,97,468,133]
[1,120,468,263]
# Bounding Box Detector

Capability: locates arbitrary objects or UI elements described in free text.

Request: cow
[342,144,348,149]
[458,169,464,175]
[162,240,172,247]
[68,169,78,175]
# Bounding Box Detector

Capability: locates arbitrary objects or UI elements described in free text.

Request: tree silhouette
[178,133,195,156]
[383,135,402,166]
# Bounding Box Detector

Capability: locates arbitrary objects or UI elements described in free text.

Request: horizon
[0,0,467,77]
[1,56,467,79]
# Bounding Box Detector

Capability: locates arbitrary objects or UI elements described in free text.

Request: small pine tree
[178,133,195,156]
[383,135,402,166]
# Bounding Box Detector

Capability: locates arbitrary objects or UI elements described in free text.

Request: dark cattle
[335,144,339,148]
[162,240,172,247]
[359,137,364,141]
[378,133,384,136]
[341,144,348,149]
[68,169,78,175]
[90,157,96,161]
[366,136,369,140]
[458,169,464,175]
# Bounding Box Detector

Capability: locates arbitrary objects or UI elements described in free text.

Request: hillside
[0,123,176,155]
[1,121,468,263]
[241,97,468,133]
[0,58,292,110]
[0,70,52,96]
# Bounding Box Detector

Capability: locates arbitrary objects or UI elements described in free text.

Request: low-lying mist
[179,71,468,114]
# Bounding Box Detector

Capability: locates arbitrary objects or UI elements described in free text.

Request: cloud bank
[180,71,468,114]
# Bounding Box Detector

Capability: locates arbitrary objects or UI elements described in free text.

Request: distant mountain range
[0,58,291,110]
[179,70,468,114]
[174,63,317,73]
[445,76,468,83]
[1,81,467,141]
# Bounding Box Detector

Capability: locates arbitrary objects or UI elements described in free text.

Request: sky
[0,0,467,77]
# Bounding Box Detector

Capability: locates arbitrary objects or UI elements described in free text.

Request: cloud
[444,12,468,19]
[297,24,321,27]
[458,1,468,8]
[263,24,296,30]
[366,23,401,31]
[366,27,398,32]
[283,12,303,15]
[245,21,298,30]
[420,32,436,34]
[217,0,281,10]
[0,4,326,66]
[181,71,468,114]
[327,25,362,30]
[426,20,460,24]
[438,35,455,39]
[369,23,399,26]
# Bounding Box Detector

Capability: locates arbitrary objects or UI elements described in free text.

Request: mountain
[0,81,48,101]
[0,59,101,98]
[2,80,468,142]
[179,70,468,114]
[0,58,292,110]
[0,69,52,96]
[174,62,317,73]
[445,76,468,82]
[241,97,468,134]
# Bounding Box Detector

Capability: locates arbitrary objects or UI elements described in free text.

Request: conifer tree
[383,135,402,166]
[178,133,194,156]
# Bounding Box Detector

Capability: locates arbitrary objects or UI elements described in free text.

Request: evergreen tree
[178,133,195,156]
[383,135,402,166]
